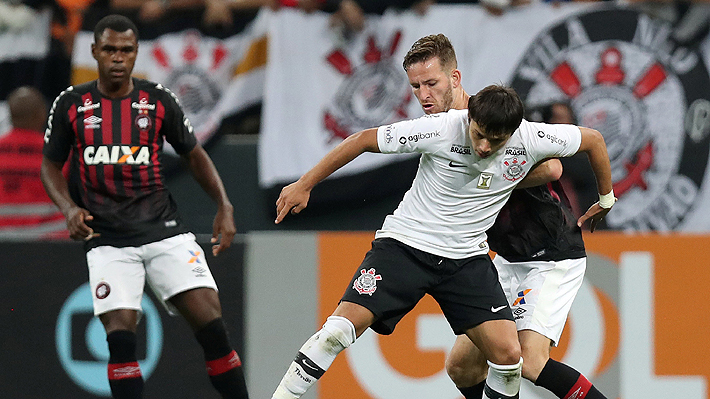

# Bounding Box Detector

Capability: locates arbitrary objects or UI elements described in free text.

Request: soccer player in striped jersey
[41,14,248,399]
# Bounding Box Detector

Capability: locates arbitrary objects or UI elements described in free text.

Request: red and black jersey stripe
[43,78,196,249]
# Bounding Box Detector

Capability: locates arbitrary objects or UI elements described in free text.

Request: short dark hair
[94,14,139,43]
[468,85,524,137]
[403,34,457,73]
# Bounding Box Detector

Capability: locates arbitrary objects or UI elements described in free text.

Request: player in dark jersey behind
[41,15,248,399]
[403,34,610,399]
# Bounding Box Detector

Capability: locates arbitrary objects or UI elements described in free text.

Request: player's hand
[275,181,311,224]
[211,203,236,256]
[65,207,100,241]
[577,202,612,233]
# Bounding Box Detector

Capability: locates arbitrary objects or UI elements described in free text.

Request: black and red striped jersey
[43,78,196,249]
[487,181,586,262]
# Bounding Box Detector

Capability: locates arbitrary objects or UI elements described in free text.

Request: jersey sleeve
[42,88,75,164]
[522,121,582,162]
[158,85,197,155]
[377,111,458,154]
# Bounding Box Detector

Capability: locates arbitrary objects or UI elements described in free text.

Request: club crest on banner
[323,32,412,142]
[510,7,710,231]
[150,30,226,141]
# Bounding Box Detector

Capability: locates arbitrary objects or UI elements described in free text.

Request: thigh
[433,255,513,335]
[465,319,520,365]
[169,287,222,331]
[506,256,586,345]
[143,233,219,316]
[340,238,433,335]
[87,245,145,317]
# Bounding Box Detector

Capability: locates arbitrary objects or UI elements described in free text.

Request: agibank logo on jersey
[510,7,710,231]
[83,145,151,165]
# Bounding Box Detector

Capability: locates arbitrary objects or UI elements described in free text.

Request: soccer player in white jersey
[270,82,613,399]
[404,34,610,399]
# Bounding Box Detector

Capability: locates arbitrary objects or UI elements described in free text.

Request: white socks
[272,316,356,399]
[483,358,523,399]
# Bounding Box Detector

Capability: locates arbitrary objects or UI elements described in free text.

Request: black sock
[195,318,249,399]
[535,359,606,399]
[106,330,143,399]
[459,381,485,399]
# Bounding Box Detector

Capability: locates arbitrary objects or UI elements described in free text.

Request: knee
[446,354,487,387]
[491,340,522,366]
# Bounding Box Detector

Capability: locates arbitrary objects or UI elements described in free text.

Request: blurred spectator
[51,0,97,56]
[316,0,434,43]
[0,86,66,238]
[0,0,35,31]
[527,102,597,218]
[108,0,270,31]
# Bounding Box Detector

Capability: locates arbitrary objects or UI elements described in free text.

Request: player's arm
[275,127,380,224]
[183,144,235,256]
[574,127,614,232]
[515,158,562,189]
[40,156,97,240]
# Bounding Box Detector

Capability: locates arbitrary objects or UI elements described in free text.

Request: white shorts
[494,254,586,346]
[87,232,218,317]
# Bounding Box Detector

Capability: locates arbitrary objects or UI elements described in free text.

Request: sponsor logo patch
[451,144,472,155]
[83,115,102,129]
[513,289,532,306]
[77,99,100,113]
[188,250,202,264]
[504,146,526,156]
[83,145,150,165]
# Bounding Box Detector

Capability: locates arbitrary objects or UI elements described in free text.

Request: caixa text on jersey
[83,145,151,165]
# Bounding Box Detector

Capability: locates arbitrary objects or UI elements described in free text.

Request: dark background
[0,239,245,398]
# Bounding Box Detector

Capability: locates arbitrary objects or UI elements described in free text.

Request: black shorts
[340,238,513,335]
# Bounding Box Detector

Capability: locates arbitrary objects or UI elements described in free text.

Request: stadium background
[2,2,710,398]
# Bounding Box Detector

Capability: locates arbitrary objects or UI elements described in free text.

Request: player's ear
[91,43,97,60]
[452,69,462,87]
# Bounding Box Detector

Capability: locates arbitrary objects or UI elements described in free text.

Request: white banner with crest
[260,3,710,232]
[71,9,270,147]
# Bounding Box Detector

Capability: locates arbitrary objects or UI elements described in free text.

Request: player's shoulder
[135,78,179,102]
[53,82,89,103]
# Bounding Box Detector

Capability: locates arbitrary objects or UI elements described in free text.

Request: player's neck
[97,78,134,99]
[452,89,470,111]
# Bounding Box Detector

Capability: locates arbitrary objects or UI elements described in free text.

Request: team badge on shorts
[353,268,382,296]
[96,282,111,299]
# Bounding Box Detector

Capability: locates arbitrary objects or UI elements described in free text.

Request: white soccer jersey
[375,109,582,259]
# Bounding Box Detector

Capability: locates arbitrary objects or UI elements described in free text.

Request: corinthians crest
[510,7,710,231]
[353,268,382,296]
[323,32,412,141]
